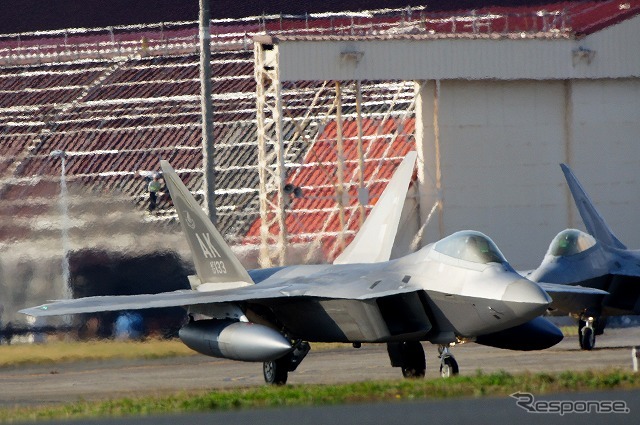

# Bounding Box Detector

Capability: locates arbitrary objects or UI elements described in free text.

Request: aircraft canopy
[434,231,507,265]
[548,229,596,257]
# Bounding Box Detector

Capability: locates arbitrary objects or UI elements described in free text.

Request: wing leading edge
[537,282,608,315]
[19,276,421,317]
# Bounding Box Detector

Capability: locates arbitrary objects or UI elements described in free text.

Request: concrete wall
[414,78,640,269]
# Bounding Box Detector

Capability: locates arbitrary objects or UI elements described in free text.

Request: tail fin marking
[160,160,254,288]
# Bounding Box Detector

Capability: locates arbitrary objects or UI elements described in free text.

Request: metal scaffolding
[254,41,287,267]
[254,53,420,265]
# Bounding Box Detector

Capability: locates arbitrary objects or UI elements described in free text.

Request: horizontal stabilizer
[538,281,608,315]
[333,151,417,265]
[560,164,626,249]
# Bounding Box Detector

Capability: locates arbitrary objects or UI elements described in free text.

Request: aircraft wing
[19,275,420,317]
[537,282,608,315]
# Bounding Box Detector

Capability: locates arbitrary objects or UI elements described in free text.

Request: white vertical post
[355,80,366,226]
[255,40,287,267]
[414,80,444,242]
[335,81,346,252]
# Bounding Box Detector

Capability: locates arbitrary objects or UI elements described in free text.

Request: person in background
[138,170,163,213]
[147,174,162,212]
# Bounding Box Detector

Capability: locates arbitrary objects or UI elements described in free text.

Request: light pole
[50,150,71,300]
[199,0,217,224]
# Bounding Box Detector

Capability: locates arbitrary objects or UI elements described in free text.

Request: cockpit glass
[434,231,507,264]
[548,229,596,257]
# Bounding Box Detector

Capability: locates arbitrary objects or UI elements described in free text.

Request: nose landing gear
[438,345,459,378]
[578,316,596,350]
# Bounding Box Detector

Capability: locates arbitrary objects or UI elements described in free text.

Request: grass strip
[2,369,639,422]
[0,340,349,368]
[559,326,579,337]
[0,339,197,368]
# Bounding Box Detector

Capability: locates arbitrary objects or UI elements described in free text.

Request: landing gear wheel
[263,357,289,385]
[439,356,459,378]
[578,318,596,351]
[438,345,459,378]
[400,341,426,378]
[594,317,607,336]
[578,319,585,349]
[580,326,595,351]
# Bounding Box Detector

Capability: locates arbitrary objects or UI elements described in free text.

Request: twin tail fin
[160,161,254,290]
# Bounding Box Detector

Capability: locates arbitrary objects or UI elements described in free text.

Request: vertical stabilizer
[160,161,254,288]
[333,151,417,264]
[560,163,626,249]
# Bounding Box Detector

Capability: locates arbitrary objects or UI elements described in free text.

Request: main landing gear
[387,342,459,378]
[387,341,426,378]
[263,341,310,385]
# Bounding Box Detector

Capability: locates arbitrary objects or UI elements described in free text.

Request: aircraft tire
[578,320,586,349]
[578,331,583,349]
[594,317,607,336]
[580,327,595,351]
[263,357,289,385]
[440,356,459,378]
[400,341,426,378]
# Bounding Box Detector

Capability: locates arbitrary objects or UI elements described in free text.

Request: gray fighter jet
[22,152,562,383]
[527,164,639,350]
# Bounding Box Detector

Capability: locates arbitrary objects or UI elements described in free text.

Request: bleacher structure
[0,1,638,271]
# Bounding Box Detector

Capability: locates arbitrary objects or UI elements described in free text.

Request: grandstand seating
[0,1,638,261]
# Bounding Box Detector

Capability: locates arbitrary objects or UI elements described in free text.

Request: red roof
[1,1,638,34]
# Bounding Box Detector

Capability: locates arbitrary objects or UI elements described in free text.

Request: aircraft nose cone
[502,278,552,317]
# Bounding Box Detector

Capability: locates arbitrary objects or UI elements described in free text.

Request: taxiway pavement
[1,327,639,407]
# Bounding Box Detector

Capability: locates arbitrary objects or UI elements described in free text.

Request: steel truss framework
[254,41,420,267]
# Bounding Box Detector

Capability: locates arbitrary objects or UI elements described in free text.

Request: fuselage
[529,229,640,316]
[247,231,551,344]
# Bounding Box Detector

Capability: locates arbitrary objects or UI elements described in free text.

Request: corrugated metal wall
[569,79,640,248]
[275,16,640,82]
[416,77,640,269]
[418,80,568,268]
